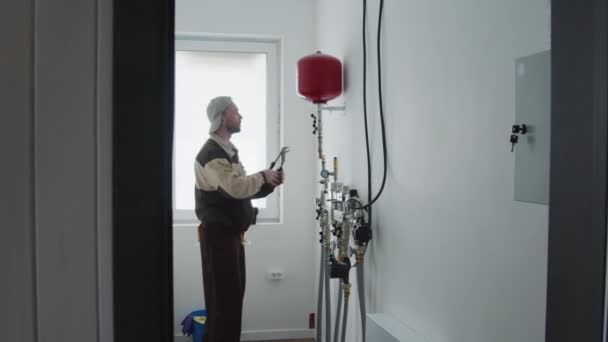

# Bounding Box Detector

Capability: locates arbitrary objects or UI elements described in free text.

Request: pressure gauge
[320,169,331,179]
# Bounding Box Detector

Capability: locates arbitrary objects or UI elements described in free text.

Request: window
[174,35,281,223]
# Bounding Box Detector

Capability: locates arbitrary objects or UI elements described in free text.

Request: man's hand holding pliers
[262,146,289,188]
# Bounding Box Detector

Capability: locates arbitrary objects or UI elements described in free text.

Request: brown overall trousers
[198,223,246,342]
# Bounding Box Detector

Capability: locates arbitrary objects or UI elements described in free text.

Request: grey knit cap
[206,96,233,134]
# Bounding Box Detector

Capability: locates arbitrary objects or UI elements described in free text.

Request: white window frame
[173,33,282,224]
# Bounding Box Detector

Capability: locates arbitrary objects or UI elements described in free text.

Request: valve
[329,254,351,283]
[333,223,342,238]
[311,113,318,134]
[353,220,372,246]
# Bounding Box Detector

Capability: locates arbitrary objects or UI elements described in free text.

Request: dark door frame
[112,0,608,341]
[546,0,608,341]
[112,0,175,341]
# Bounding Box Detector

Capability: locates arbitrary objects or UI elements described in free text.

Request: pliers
[270,146,290,171]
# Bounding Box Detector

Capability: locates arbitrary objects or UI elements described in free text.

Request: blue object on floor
[181,309,207,342]
[192,310,207,342]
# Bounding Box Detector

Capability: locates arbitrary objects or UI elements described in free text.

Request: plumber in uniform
[195,96,284,342]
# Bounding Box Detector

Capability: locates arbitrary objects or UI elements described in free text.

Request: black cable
[373,0,388,203]
[355,0,388,212]
[362,0,373,227]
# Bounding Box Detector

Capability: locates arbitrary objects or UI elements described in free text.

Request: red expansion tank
[297,51,343,104]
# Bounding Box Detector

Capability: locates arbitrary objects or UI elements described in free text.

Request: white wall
[318,0,550,341]
[174,0,319,338]
[0,0,113,341]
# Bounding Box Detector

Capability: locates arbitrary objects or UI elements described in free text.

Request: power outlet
[266,270,286,281]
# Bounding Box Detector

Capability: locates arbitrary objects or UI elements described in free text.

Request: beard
[227,124,241,134]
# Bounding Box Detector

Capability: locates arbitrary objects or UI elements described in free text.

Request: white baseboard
[240,329,315,341]
[174,329,315,342]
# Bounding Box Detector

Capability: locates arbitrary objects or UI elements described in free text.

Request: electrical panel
[513,50,551,205]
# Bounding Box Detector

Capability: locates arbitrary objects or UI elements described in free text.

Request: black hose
[373,0,387,205]
[355,0,388,212]
[362,0,373,227]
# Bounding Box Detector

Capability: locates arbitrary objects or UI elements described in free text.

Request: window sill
[172,217,282,227]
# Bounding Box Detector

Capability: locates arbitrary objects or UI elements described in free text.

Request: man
[195,96,283,342]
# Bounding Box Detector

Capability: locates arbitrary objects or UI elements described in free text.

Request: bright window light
[174,37,281,223]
